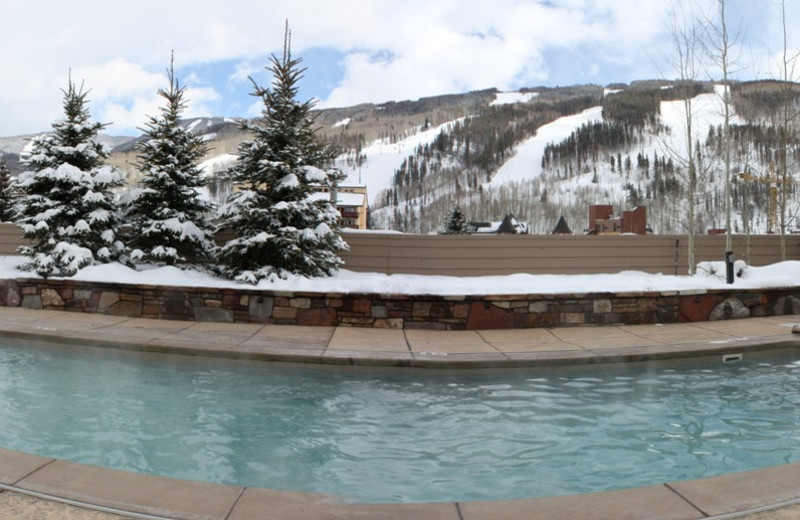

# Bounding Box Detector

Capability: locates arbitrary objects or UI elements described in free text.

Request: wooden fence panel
[1,223,798,276]
[0,223,26,255]
[340,232,800,276]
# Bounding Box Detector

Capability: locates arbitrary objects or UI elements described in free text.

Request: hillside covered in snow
[353,81,799,236]
[2,81,797,237]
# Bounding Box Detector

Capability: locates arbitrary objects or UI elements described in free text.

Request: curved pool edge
[1,308,800,518]
[0,310,798,370]
[6,330,800,371]
[3,446,800,520]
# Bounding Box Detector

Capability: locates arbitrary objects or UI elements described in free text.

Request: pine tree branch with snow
[124,55,216,269]
[0,156,17,222]
[216,26,347,283]
[16,79,124,277]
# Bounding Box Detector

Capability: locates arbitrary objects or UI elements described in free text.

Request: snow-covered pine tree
[125,56,215,268]
[0,156,17,222]
[442,205,471,234]
[16,78,124,276]
[216,27,347,283]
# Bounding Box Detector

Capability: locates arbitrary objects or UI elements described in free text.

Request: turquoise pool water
[1,341,799,503]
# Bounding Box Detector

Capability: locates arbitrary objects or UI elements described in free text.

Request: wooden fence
[0,224,797,276]
[339,232,800,276]
[0,224,26,256]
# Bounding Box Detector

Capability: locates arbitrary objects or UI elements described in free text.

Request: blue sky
[181,46,350,118]
[1,0,796,137]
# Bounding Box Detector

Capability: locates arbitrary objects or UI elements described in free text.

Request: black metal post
[725,250,734,284]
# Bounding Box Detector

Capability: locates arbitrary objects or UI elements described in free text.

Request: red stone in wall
[678,294,726,322]
[466,302,515,330]
[296,308,338,327]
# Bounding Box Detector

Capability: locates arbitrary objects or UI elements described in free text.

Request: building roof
[469,214,529,234]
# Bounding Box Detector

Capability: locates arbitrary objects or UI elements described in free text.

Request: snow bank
[0,256,798,296]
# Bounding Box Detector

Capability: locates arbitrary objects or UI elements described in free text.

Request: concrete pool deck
[0,307,799,519]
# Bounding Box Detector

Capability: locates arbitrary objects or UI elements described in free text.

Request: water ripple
[0,343,799,502]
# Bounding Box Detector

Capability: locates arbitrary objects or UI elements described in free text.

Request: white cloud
[184,86,222,117]
[0,0,793,136]
[246,98,266,119]
[102,99,162,135]
[66,59,213,134]
[182,71,205,87]
[57,59,221,134]
[320,0,671,107]
[229,60,266,87]
[70,59,163,100]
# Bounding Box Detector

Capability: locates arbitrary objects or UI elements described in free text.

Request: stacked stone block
[3,278,799,329]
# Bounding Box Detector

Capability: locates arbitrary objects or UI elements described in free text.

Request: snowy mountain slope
[491,91,539,106]
[0,135,39,156]
[3,81,793,237]
[329,89,544,205]
[0,133,135,175]
[470,88,753,235]
[539,88,753,234]
[2,87,581,212]
[659,86,744,159]
[486,87,743,193]
[336,118,465,205]
[110,117,243,154]
[486,106,604,188]
[367,81,798,235]
[0,133,134,156]
[334,87,607,232]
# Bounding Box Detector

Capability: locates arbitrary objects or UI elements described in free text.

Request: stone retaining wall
[1,278,799,330]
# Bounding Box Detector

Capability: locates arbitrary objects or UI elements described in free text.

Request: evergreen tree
[443,205,471,234]
[216,27,347,283]
[0,156,17,222]
[16,78,124,276]
[125,56,215,268]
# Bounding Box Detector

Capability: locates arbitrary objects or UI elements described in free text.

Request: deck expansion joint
[12,457,57,487]
[664,482,709,518]
[454,501,466,520]
[223,486,247,520]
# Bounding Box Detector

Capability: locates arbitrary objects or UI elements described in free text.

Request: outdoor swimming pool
[1,341,799,504]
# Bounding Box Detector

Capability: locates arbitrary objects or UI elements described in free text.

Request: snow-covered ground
[659,87,743,160]
[491,91,539,106]
[1,254,797,296]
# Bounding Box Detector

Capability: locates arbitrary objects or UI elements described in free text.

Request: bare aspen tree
[660,4,708,274]
[704,0,742,282]
[776,0,799,259]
